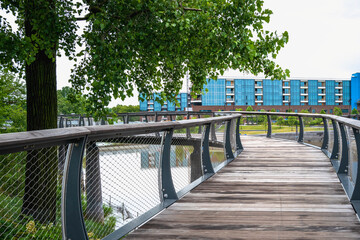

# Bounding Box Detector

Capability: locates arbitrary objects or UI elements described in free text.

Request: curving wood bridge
[128,136,360,239]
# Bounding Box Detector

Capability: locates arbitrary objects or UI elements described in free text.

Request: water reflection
[95,144,225,227]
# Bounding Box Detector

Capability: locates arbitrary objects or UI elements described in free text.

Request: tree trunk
[21,1,58,223]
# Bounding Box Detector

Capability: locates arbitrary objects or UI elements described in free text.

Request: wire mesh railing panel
[82,135,162,239]
[209,147,226,169]
[171,130,197,192]
[303,117,324,147]
[215,121,226,142]
[0,146,67,240]
[239,115,267,136]
[348,127,358,183]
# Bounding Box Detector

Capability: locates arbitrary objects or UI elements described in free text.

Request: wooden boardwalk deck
[127,136,360,239]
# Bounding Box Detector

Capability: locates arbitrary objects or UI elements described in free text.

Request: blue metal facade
[326,80,335,105]
[180,93,188,111]
[263,80,282,105]
[139,75,356,111]
[290,80,300,105]
[202,79,226,106]
[351,73,360,110]
[342,81,351,106]
[234,79,255,105]
[308,80,318,105]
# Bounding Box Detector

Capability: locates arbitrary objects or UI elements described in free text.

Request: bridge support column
[159,130,178,207]
[266,115,272,138]
[224,120,234,161]
[61,137,88,240]
[202,124,214,178]
[321,118,329,153]
[298,116,304,143]
[235,117,243,155]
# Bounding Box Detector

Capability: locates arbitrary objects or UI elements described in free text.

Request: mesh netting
[303,117,324,147]
[0,145,67,239]
[82,134,162,238]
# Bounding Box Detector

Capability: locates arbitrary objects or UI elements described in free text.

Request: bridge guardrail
[220,111,360,216]
[0,114,242,240]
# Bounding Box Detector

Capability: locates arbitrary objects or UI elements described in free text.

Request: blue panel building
[308,80,318,106]
[326,80,335,105]
[140,74,355,113]
[263,80,282,106]
[202,79,226,106]
[351,73,360,110]
[234,79,255,106]
[290,80,300,105]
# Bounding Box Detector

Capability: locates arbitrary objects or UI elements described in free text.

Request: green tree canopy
[0,71,26,133]
[111,104,140,113]
[57,86,87,115]
[246,105,254,111]
[1,0,289,120]
[351,108,359,115]
[333,107,343,116]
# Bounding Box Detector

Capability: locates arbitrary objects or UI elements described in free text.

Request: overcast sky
[54,0,360,105]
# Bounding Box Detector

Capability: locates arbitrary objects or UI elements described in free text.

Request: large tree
[0,0,289,222]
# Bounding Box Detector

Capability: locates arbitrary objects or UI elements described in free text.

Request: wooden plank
[127,136,360,239]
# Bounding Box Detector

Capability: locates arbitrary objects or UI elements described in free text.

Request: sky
[5,0,360,106]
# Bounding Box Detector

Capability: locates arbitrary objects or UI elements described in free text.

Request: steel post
[202,124,215,176]
[266,115,272,138]
[321,118,329,151]
[351,128,360,200]
[330,120,340,160]
[338,123,349,174]
[224,120,235,160]
[298,116,304,143]
[61,137,88,240]
[236,117,243,153]
[159,130,178,207]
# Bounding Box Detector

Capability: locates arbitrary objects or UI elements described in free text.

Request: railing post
[61,137,88,240]
[236,117,244,154]
[337,123,349,174]
[321,117,329,152]
[351,128,360,202]
[154,113,160,138]
[59,116,64,128]
[202,124,215,177]
[144,115,148,123]
[159,129,178,207]
[186,112,191,139]
[266,114,272,138]
[79,116,85,126]
[224,120,235,160]
[330,120,340,160]
[298,116,304,143]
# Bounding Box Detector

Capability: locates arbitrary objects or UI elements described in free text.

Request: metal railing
[58,111,215,127]
[220,111,360,216]
[0,114,242,240]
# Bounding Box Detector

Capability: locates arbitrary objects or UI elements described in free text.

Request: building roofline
[215,75,351,81]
